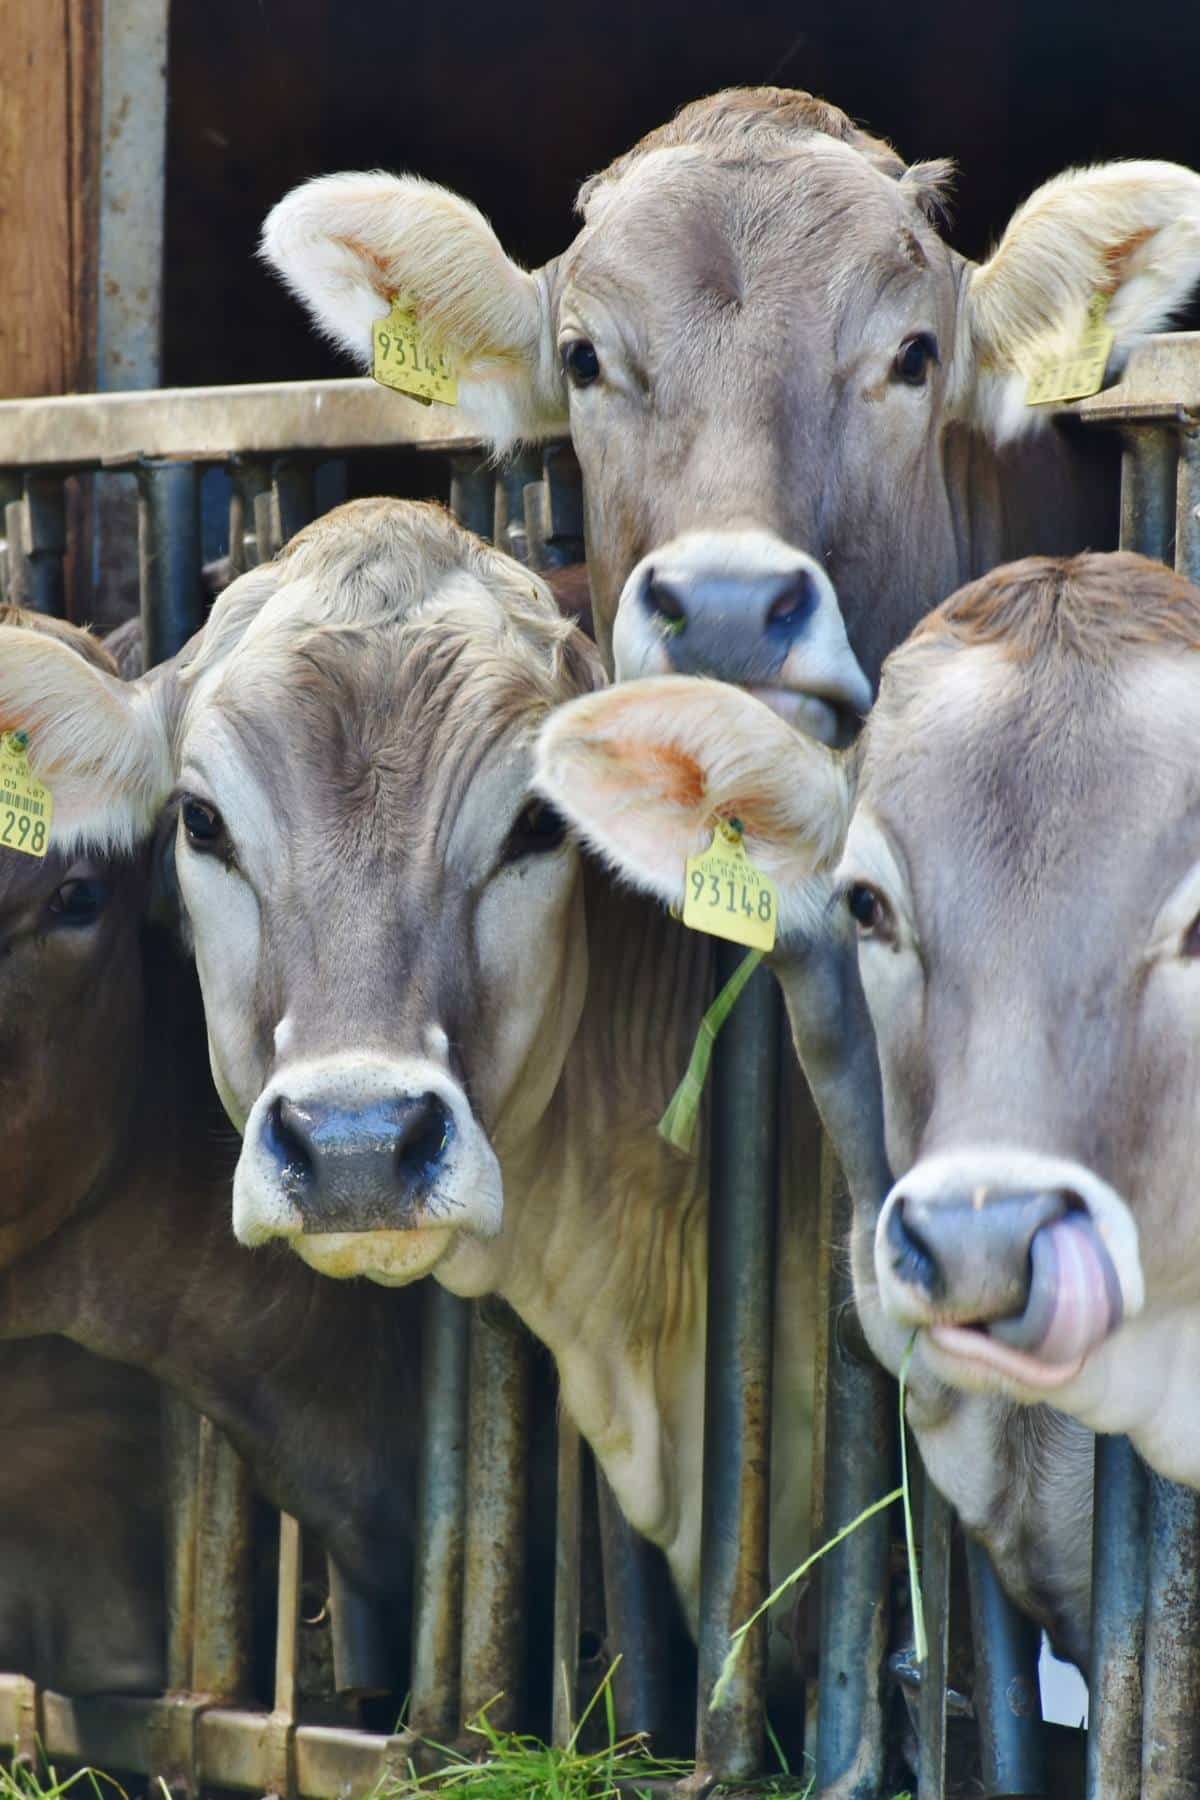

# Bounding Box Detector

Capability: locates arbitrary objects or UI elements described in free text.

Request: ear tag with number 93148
[682,818,778,952]
[372,299,459,406]
[0,730,53,859]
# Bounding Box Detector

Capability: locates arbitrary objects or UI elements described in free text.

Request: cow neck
[950,417,1119,591]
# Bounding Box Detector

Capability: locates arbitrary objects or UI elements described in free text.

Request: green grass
[0,1763,134,1800]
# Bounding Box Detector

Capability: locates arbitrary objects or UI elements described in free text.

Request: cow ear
[962,161,1200,441]
[534,676,852,932]
[260,172,566,449]
[0,630,175,857]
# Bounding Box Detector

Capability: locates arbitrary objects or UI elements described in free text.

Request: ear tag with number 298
[0,731,53,859]
[682,818,778,953]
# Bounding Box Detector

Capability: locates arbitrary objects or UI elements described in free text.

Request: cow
[0,501,821,1651]
[260,86,1200,721]
[0,606,423,1653]
[0,1336,164,1696]
[529,600,1147,1671]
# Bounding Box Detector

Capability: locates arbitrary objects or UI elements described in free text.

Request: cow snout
[262,1090,452,1232]
[884,1186,1069,1320]
[612,529,871,744]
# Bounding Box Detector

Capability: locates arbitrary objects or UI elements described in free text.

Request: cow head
[262,87,1200,710]
[0,610,149,1266]
[536,552,1200,1469]
[0,502,603,1286]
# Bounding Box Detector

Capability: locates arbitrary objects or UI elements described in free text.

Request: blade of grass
[898,1332,927,1664]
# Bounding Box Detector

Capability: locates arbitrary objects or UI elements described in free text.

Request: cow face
[0,502,602,1287]
[262,89,1200,708]
[0,612,147,1267]
[537,553,1200,1479]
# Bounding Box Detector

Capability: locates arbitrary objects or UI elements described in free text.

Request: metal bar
[276,1513,302,1717]
[1120,427,1177,562]
[965,1540,1046,1798]
[228,457,273,577]
[552,1414,584,1746]
[22,477,68,617]
[1175,430,1200,585]
[137,458,203,666]
[916,1480,953,1800]
[407,1284,470,1741]
[693,948,781,1783]
[191,1418,254,1700]
[1087,1436,1149,1800]
[597,1474,673,1743]
[493,448,544,565]
[0,379,488,469]
[459,1301,532,1734]
[449,455,495,541]
[273,458,319,546]
[2,498,30,609]
[815,1151,893,1800]
[326,1562,392,1703]
[161,1391,201,1693]
[96,0,168,395]
[1140,1477,1200,1798]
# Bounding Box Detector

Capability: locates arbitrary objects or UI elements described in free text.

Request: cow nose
[639,564,819,675]
[885,1187,1071,1320]
[261,1090,453,1232]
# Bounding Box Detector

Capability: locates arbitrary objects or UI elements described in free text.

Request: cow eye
[182,797,225,852]
[562,339,601,388]
[846,881,892,939]
[503,799,567,863]
[46,877,112,928]
[893,333,939,386]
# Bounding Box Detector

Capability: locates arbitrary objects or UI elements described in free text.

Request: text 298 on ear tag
[682,820,778,952]
[0,731,53,859]
[372,300,458,406]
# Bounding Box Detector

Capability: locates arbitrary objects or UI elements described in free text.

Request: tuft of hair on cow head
[534,674,852,937]
[259,171,566,448]
[962,160,1200,441]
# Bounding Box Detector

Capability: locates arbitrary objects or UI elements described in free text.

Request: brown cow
[261,87,1200,716]
[0,608,423,1641]
[0,504,820,1649]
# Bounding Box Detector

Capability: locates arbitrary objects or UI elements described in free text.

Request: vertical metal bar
[459,1301,532,1733]
[1140,1476,1200,1798]
[694,950,781,1782]
[493,449,543,565]
[327,1561,392,1701]
[1119,426,1177,561]
[449,456,495,542]
[273,458,318,546]
[23,478,68,618]
[228,458,273,577]
[552,1415,584,1747]
[275,1514,302,1717]
[597,1475,673,1742]
[137,459,203,665]
[965,1540,1046,1798]
[917,1481,953,1800]
[97,0,168,394]
[408,1284,470,1741]
[1087,1435,1149,1800]
[162,1390,201,1692]
[2,498,30,610]
[191,1417,254,1700]
[1174,430,1200,585]
[815,1152,893,1800]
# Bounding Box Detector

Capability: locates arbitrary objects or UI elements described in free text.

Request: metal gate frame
[0,341,1199,1797]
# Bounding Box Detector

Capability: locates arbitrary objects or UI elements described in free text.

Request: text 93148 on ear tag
[0,731,52,859]
[372,300,458,406]
[682,819,778,952]
[1025,294,1115,408]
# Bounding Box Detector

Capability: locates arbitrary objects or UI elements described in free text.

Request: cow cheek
[859,944,927,1171]
[179,862,266,1129]
[1128,972,1200,1305]
[472,862,586,1141]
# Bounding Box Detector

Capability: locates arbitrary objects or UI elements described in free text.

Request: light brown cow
[0,500,819,1643]
[532,637,1114,1668]
[261,87,1200,719]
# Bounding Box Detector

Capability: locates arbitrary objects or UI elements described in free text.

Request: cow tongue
[931,1214,1121,1388]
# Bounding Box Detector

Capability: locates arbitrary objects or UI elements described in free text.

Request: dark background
[165,0,1200,388]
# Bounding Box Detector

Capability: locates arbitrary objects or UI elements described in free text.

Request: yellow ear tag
[372,299,458,407]
[682,818,778,952]
[1025,294,1115,407]
[0,731,53,859]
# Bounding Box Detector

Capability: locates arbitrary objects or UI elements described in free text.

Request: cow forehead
[858,649,1200,931]
[562,138,950,320]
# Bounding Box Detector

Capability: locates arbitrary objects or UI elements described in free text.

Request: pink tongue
[1033,1215,1120,1364]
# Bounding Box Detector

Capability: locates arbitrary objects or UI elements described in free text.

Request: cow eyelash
[501,799,568,864]
[841,879,896,943]
[180,796,229,858]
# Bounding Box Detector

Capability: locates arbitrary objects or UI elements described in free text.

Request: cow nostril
[641,572,688,629]
[394,1094,452,1183]
[763,571,816,638]
[265,1096,315,1191]
[887,1196,941,1300]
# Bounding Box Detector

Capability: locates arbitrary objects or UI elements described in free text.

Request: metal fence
[1,340,1199,1800]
